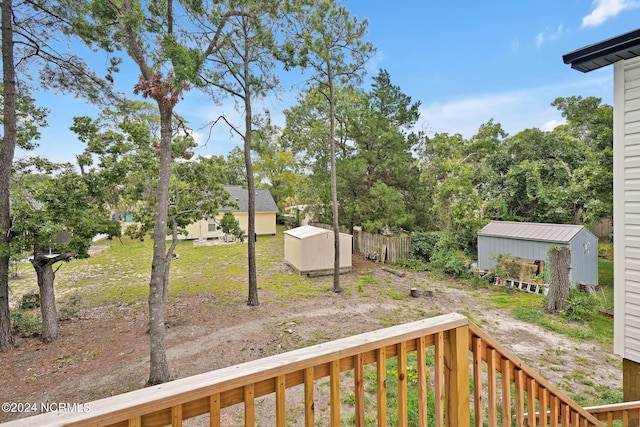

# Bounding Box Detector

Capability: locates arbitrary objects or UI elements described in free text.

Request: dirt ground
[0,254,622,424]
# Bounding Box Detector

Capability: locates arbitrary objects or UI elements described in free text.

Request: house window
[207,219,217,232]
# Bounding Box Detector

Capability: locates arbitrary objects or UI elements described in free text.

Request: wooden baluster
[398,341,408,427]
[561,403,570,426]
[527,378,537,427]
[276,375,286,427]
[571,410,579,426]
[549,395,558,427]
[354,353,365,427]
[538,387,547,427]
[515,369,525,427]
[417,336,428,427]
[377,346,388,427]
[128,416,141,427]
[304,367,315,427]
[172,404,183,427]
[502,359,511,427]
[473,336,484,427]
[209,393,221,427]
[435,332,445,427]
[487,348,498,427]
[330,359,341,426]
[244,384,255,426]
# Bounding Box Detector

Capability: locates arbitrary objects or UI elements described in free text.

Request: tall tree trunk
[245,76,258,307]
[31,251,58,342]
[244,111,260,306]
[547,246,571,313]
[328,68,342,293]
[147,104,173,386]
[0,0,17,351]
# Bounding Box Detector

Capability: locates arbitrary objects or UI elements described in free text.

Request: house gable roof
[478,221,592,243]
[563,28,640,73]
[221,185,278,213]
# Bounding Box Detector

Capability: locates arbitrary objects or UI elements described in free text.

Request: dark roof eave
[563,28,640,73]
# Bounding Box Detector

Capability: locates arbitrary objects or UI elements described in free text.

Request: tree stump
[547,246,571,314]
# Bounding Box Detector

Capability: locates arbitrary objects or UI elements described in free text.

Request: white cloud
[535,24,569,48]
[582,0,640,28]
[366,50,385,75]
[417,76,611,139]
[540,120,565,132]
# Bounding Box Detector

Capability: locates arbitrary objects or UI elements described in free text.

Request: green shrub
[431,249,470,278]
[11,309,42,338]
[400,258,430,271]
[562,288,600,322]
[410,231,444,262]
[409,231,471,277]
[20,291,40,309]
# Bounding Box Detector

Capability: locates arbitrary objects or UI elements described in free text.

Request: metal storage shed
[477,221,598,286]
[284,225,352,275]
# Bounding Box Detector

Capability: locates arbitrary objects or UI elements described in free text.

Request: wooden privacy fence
[353,228,411,264]
[591,218,613,241]
[6,312,622,427]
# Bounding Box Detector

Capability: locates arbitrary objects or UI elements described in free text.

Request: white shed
[284,225,352,275]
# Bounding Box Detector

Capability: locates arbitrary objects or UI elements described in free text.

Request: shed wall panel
[284,234,304,272]
[568,228,599,285]
[284,227,352,274]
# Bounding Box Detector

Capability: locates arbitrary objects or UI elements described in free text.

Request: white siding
[615,56,640,361]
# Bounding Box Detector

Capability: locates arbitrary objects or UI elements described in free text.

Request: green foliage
[431,250,470,278]
[410,231,443,262]
[11,168,121,260]
[400,258,431,272]
[562,288,600,322]
[408,230,471,278]
[20,291,41,309]
[218,212,246,242]
[10,309,42,338]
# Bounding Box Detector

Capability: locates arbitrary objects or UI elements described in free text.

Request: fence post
[445,325,471,426]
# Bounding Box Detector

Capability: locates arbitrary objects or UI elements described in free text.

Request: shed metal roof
[478,221,588,243]
[563,28,640,73]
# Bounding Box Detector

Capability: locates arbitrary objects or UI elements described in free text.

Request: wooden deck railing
[585,401,640,426]
[469,323,602,426]
[2,312,611,426]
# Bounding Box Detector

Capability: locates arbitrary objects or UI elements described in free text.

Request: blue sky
[19,0,640,164]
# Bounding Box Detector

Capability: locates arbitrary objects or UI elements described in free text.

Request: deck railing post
[445,324,471,427]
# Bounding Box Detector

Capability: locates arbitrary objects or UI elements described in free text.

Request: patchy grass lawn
[3,226,622,420]
[9,227,327,308]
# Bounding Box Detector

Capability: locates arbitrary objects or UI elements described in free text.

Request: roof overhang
[563,28,640,73]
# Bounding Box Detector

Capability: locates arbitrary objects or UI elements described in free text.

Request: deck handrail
[1,312,609,427]
[585,400,640,425]
[468,322,603,426]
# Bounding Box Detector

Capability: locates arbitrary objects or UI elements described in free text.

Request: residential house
[181,186,278,240]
